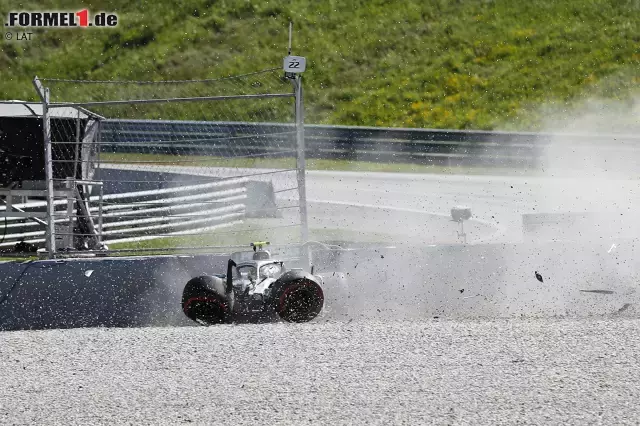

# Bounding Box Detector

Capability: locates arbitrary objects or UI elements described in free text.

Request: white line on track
[308,198,507,240]
[309,198,498,225]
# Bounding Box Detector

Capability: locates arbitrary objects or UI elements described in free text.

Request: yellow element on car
[250,241,270,250]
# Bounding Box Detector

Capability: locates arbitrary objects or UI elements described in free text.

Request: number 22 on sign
[283,56,306,73]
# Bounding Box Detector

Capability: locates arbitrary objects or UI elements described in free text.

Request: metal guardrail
[0,177,247,249]
[100,120,640,168]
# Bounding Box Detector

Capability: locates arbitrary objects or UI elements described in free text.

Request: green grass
[106,225,393,254]
[100,152,539,176]
[0,226,393,260]
[0,256,36,262]
[0,0,637,130]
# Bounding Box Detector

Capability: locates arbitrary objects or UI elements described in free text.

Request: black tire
[270,274,324,323]
[182,275,233,325]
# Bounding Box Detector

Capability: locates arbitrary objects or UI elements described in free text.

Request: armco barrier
[0,166,280,250]
[99,120,640,168]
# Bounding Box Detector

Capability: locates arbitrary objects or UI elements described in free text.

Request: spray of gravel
[318,95,640,321]
[316,129,505,322]
[151,96,640,323]
[495,94,640,317]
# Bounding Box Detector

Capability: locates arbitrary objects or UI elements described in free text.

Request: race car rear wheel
[182,276,232,325]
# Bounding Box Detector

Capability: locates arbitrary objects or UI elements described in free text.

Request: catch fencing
[27,68,308,258]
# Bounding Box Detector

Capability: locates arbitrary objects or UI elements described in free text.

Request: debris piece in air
[580,289,615,295]
[459,289,465,293]
[380,255,384,259]
[615,303,632,315]
[607,243,617,254]
[84,270,94,277]
[535,271,543,283]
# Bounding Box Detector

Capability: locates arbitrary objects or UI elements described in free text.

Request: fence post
[98,184,104,244]
[33,77,56,258]
[294,75,309,245]
[65,177,75,250]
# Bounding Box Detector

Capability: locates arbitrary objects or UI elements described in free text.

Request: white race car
[182,242,325,324]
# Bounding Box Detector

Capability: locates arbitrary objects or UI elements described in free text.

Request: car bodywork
[181,242,325,324]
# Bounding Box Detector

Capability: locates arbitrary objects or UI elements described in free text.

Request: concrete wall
[1,239,639,330]
[0,254,228,331]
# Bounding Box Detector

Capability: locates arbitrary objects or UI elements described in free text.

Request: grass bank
[1,0,637,130]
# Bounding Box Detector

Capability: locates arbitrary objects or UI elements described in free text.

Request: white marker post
[284,22,309,265]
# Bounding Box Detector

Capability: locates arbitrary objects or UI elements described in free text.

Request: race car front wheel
[271,278,324,323]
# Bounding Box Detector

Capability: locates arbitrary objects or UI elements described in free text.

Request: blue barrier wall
[2,239,639,330]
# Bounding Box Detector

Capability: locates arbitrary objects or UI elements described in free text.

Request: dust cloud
[496,93,640,317]
[317,93,640,321]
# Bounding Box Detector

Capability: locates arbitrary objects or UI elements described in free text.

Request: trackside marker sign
[5,10,118,28]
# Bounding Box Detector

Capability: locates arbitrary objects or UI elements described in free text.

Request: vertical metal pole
[98,184,104,243]
[42,87,56,258]
[95,120,102,180]
[288,22,293,55]
[294,75,309,245]
[73,110,81,180]
[65,177,75,250]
